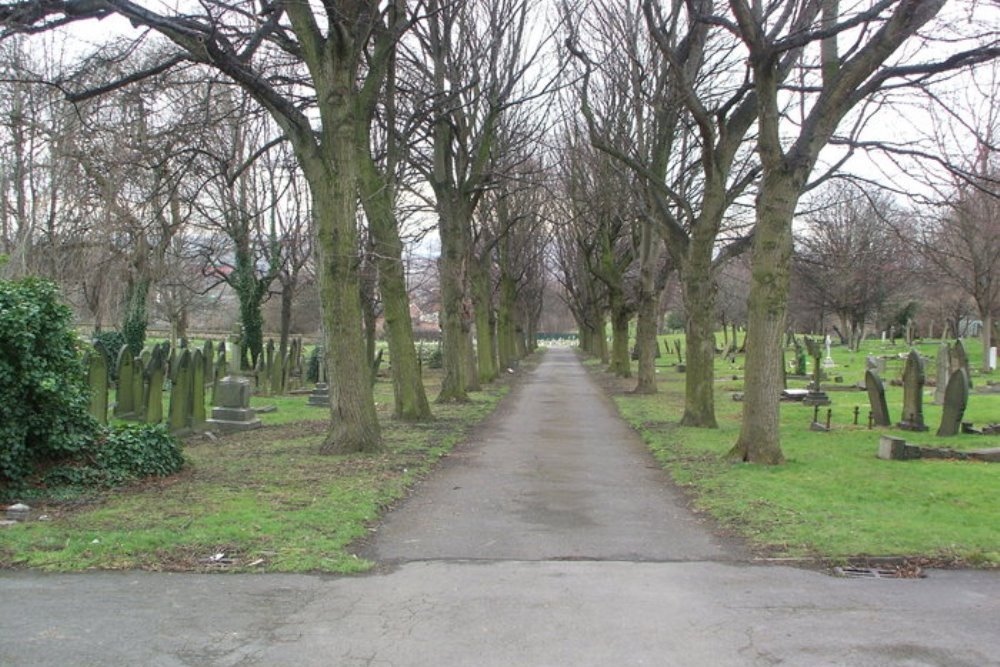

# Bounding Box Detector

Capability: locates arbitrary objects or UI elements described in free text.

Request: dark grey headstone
[115,348,135,418]
[865,370,891,427]
[168,350,193,434]
[87,349,108,425]
[933,343,950,405]
[936,368,969,437]
[898,349,928,432]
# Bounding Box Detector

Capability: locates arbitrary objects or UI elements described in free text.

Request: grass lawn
[599,334,999,567]
[0,363,516,573]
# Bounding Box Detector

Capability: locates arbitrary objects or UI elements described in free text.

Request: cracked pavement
[2,348,998,666]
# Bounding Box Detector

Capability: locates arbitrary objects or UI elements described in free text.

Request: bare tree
[794,183,912,351]
[2,0,422,453]
[728,0,999,463]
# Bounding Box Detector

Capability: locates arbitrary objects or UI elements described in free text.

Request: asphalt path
[2,347,998,666]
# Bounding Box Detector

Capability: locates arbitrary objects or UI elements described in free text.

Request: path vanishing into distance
[3,348,998,666]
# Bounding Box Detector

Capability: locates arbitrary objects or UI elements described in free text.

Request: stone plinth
[206,376,261,432]
[308,382,330,407]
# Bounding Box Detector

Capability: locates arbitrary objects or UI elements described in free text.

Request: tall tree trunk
[608,292,631,378]
[470,257,498,383]
[728,173,798,464]
[122,276,150,357]
[278,277,295,358]
[633,222,661,393]
[437,196,470,402]
[302,129,382,454]
[497,239,519,369]
[679,249,718,427]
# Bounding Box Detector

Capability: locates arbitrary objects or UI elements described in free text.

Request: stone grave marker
[115,348,136,418]
[803,337,831,406]
[206,376,262,431]
[933,342,950,405]
[168,350,193,434]
[144,349,165,425]
[936,368,969,437]
[192,349,206,429]
[203,340,214,386]
[87,347,109,425]
[270,340,284,395]
[951,339,972,388]
[897,349,928,432]
[865,370,891,427]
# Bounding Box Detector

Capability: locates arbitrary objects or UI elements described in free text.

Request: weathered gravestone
[168,349,194,435]
[203,340,214,387]
[865,370,891,427]
[803,337,831,406]
[269,339,285,395]
[192,349,206,430]
[86,347,109,425]
[206,376,262,432]
[308,350,330,407]
[936,368,969,437]
[144,348,165,425]
[212,346,227,406]
[115,347,136,418]
[897,349,928,432]
[933,342,950,405]
[951,339,972,388]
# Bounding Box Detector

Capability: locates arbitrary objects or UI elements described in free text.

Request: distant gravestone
[951,339,972,388]
[270,342,285,395]
[203,340,214,387]
[212,348,227,406]
[206,376,262,432]
[87,348,109,425]
[933,342,950,405]
[144,350,165,425]
[897,350,928,432]
[865,370,891,427]
[192,349,206,429]
[803,337,831,406]
[168,350,193,434]
[115,348,136,418]
[936,368,969,437]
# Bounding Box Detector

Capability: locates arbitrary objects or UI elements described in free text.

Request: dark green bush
[42,424,184,489]
[0,278,97,484]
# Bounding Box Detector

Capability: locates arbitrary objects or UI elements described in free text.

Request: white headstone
[881,331,886,342]
[990,347,997,371]
[823,336,835,368]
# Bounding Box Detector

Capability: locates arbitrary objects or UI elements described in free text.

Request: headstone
[144,351,165,425]
[206,376,262,432]
[168,350,193,435]
[229,338,242,373]
[933,342,950,405]
[936,368,969,437]
[897,349,928,432]
[270,343,285,395]
[823,335,834,368]
[212,348,227,406]
[203,340,214,386]
[308,382,331,407]
[115,348,136,418]
[864,370,891,427]
[803,337,831,406]
[951,339,972,388]
[191,349,206,429]
[87,348,109,425]
[989,346,997,371]
[132,349,153,421]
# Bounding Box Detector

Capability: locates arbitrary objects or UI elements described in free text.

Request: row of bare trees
[1,0,552,455]
[553,0,998,463]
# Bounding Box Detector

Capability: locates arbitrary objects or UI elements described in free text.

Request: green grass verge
[0,367,512,573]
[601,336,999,567]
